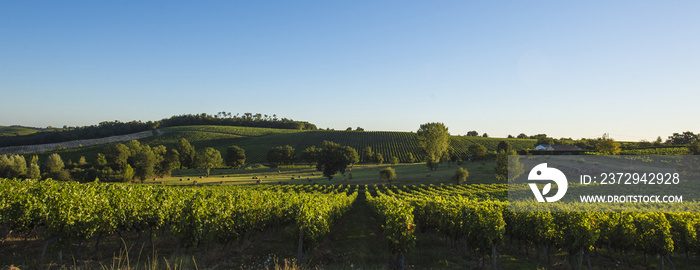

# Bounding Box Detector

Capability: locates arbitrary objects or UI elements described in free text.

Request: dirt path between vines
[308,191,393,269]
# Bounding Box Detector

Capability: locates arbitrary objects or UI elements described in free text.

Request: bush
[390,156,399,165]
[452,167,469,184]
[380,167,397,183]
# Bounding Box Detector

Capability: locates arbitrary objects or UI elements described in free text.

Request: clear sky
[1,1,698,141]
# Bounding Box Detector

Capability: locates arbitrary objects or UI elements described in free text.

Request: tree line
[0,138,248,182]
[0,112,317,148]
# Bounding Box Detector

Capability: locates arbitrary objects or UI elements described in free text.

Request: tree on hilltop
[596,139,621,155]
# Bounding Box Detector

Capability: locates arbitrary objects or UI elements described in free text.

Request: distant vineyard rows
[235,131,536,164]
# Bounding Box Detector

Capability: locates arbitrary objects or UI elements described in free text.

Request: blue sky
[1,1,698,141]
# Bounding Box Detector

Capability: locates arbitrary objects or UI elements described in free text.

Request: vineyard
[0,178,357,266]
[367,183,700,269]
[5,177,700,269]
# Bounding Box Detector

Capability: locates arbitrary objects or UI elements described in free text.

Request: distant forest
[0,112,317,147]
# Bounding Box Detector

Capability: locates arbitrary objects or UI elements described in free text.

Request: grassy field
[0,126,40,137]
[144,161,499,186]
[42,125,536,165]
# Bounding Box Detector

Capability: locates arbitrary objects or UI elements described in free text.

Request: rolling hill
[43,125,536,164]
[0,126,41,137]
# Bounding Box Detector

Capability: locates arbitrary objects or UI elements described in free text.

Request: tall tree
[317,141,357,180]
[0,155,27,178]
[225,145,246,169]
[344,146,359,166]
[267,145,295,168]
[159,148,180,176]
[133,145,157,181]
[497,140,512,153]
[666,131,699,145]
[195,147,223,177]
[300,145,321,165]
[95,153,108,168]
[176,138,196,169]
[654,136,664,146]
[44,153,65,179]
[362,146,374,163]
[151,145,167,176]
[374,153,384,165]
[466,131,479,136]
[494,150,514,181]
[27,155,41,179]
[416,122,450,163]
[106,143,130,170]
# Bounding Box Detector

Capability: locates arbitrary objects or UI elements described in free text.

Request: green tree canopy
[267,145,295,168]
[379,167,397,183]
[596,139,621,155]
[133,145,156,181]
[176,138,196,169]
[300,145,321,165]
[317,141,358,180]
[497,140,512,153]
[534,134,555,146]
[0,155,27,179]
[27,155,41,180]
[361,146,374,163]
[468,144,488,160]
[416,122,450,163]
[106,143,130,170]
[44,153,65,175]
[195,147,223,177]
[390,156,399,165]
[158,148,180,176]
[374,152,384,165]
[225,145,246,169]
[407,153,416,163]
[666,131,699,145]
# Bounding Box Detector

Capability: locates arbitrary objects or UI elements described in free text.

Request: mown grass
[151,162,500,186]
